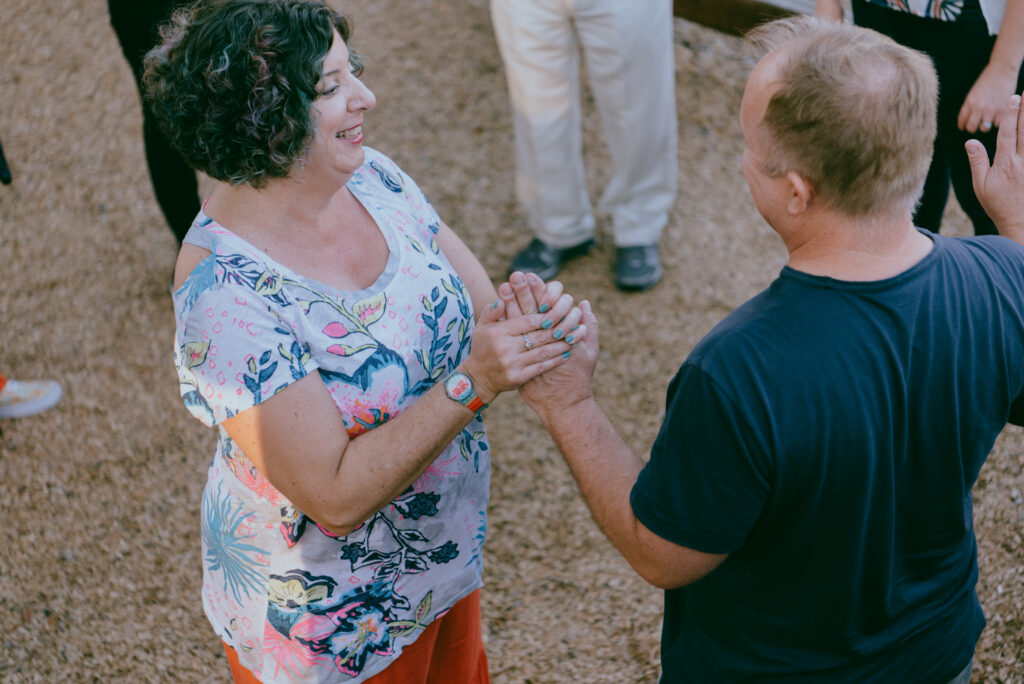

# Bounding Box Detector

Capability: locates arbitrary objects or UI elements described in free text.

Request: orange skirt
[224,589,489,684]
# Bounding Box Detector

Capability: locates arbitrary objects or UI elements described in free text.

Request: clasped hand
[477,271,600,417]
[460,271,595,405]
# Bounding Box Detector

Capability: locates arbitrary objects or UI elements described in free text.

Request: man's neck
[783,209,934,282]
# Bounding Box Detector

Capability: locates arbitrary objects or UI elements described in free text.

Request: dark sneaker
[509,238,595,280]
[614,245,662,291]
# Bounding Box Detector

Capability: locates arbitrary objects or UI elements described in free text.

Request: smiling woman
[143,0,347,187]
[139,1,587,682]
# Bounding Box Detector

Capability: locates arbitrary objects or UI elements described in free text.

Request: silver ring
[522,333,534,351]
[981,121,993,132]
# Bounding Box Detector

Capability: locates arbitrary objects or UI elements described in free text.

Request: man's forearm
[533,399,653,571]
[533,396,728,589]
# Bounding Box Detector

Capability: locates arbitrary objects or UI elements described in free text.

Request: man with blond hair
[501,16,1024,682]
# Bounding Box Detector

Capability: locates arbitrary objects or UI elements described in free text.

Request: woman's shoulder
[172,240,292,325]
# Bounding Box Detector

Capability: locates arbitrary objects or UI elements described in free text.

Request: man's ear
[784,170,813,214]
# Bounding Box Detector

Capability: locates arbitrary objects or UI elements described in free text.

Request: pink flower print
[327,344,369,357]
[224,453,285,505]
[328,607,392,677]
[340,388,400,437]
[322,322,351,338]
[291,612,340,642]
[412,452,460,493]
[263,622,329,681]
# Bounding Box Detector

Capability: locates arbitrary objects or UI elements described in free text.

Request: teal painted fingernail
[538,303,550,313]
[565,334,575,344]
[492,300,499,309]
[541,318,553,329]
[553,329,564,340]
[562,350,572,359]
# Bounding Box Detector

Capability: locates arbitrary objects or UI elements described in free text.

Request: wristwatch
[444,371,488,414]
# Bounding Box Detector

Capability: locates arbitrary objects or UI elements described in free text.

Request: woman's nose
[352,81,376,112]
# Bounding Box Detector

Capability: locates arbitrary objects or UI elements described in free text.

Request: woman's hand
[461,284,585,403]
[495,271,600,413]
[959,61,1021,133]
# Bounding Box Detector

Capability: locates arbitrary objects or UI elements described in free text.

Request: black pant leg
[852,1,952,231]
[850,1,1009,234]
[924,20,1000,235]
[108,0,199,244]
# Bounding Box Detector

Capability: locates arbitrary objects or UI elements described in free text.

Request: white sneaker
[0,379,63,419]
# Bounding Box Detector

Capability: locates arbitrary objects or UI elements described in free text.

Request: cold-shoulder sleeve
[174,278,319,426]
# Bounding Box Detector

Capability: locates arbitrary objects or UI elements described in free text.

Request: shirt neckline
[193,176,400,301]
[779,228,944,292]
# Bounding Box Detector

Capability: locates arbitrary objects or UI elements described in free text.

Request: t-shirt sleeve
[630,363,771,555]
[174,281,319,426]
[367,149,442,242]
[1010,393,1024,426]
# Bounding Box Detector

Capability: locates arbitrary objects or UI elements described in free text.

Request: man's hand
[498,272,598,419]
[520,299,599,417]
[966,93,1024,243]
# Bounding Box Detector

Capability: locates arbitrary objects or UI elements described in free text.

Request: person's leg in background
[851,0,951,232]
[577,0,677,290]
[934,28,1024,236]
[851,0,1016,235]
[922,15,1000,235]
[491,0,596,280]
[108,0,199,245]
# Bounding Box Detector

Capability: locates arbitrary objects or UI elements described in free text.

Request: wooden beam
[674,0,814,37]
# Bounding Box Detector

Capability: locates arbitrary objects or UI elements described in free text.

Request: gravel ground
[1,1,1022,682]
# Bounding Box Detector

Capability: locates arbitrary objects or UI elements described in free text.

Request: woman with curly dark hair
[143,1,586,681]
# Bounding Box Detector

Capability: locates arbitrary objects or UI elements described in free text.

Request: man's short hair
[747,17,938,217]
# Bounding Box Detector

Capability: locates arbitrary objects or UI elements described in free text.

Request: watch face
[445,373,473,402]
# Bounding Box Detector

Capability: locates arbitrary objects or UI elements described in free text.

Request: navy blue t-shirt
[631,233,1024,682]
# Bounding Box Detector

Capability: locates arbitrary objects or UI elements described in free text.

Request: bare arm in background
[959,0,1024,132]
[967,93,1024,243]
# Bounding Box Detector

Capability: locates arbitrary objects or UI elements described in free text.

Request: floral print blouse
[173,148,490,682]
[862,0,991,23]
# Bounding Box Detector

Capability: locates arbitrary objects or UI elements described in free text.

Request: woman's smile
[336,124,363,142]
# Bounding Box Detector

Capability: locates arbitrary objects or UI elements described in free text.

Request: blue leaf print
[465,511,488,569]
[258,361,279,384]
[202,483,268,603]
[183,389,215,426]
[318,345,410,395]
[370,159,404,193]
[179,253,217,312]
[433,297,447,319]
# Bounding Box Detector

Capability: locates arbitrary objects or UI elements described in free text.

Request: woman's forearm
[315,371,488,535]
[990,0,1024,74]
